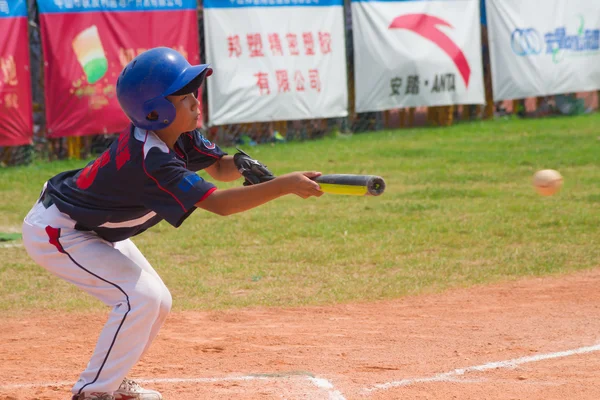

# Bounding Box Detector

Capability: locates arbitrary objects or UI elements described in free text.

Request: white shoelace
[119,378,142,391]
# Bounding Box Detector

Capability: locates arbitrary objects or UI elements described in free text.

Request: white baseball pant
[22,197,172,395]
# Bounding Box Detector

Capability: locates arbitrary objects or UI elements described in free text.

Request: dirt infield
[2,268,600,400]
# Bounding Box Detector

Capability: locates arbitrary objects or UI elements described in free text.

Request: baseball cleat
[72,394,115,400]
[114,378,162,400]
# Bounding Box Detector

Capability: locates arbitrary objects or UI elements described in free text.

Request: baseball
[532,169,563,196]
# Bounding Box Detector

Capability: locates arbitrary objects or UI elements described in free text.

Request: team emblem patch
[201,136,216,149]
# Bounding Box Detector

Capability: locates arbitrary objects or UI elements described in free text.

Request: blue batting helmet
[116,47,212,131]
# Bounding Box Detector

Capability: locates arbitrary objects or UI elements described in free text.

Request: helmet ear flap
[141,97,176,130]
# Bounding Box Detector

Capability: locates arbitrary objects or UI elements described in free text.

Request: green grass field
[1,114,599,313]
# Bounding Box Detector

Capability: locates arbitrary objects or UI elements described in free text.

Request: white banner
[204,0,348,125]
[351,0,485,112]
[486,0,600,101]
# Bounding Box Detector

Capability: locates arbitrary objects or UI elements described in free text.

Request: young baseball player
[21,47,323,400]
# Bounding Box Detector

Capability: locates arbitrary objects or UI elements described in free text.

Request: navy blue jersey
[45,125,226,242]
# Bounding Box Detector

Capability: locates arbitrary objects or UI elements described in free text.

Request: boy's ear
[146,111,159,121]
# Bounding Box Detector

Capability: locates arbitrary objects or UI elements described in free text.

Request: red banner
[0,15,34,147]
[39,8,201,138]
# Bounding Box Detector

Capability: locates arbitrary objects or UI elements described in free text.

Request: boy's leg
[113,239,172,357]
[22,203,171,395]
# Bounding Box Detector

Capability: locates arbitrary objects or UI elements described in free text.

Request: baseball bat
[311,174,386,196]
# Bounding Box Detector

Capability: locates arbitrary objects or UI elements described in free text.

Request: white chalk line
[307,377,347,400]
[6,345,596,399]
[0,374,347,400]
[365,343,600,393]
[0,242,22,249]
[0,376,265,390]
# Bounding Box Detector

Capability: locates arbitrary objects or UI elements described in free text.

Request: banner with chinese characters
[38,0,201,138]
[352,0,485,112]
[204,0,348,125]
[0,0,33,147]
[486,0,600,101]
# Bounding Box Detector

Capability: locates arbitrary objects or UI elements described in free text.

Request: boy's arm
[195,171,323,216]
[206,147,275,185]
[204,155,241,182]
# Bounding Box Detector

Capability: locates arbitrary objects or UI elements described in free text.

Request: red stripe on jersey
[174,146,185,158]
[186,132,219,159]
[197,187,217,203]
[142,131,187,212]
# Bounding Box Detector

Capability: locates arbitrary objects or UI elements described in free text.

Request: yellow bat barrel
[312,174,386,196]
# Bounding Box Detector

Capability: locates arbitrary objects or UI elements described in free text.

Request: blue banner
[204,0,342,8]
[37,0,197,14]
[0,0,28,18]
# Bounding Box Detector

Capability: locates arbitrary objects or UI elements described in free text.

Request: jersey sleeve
[141,147,216,227]
[179,130,227,172]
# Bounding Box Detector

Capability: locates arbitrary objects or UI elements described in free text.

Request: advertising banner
[38,0,202,137]
[486,0,600,101]
[352,0,485,112]
[0,0,33,146]
[204,0,348,125]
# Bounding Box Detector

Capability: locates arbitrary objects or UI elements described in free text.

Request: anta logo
[389,14,471,87]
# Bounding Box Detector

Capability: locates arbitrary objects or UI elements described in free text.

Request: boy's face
[166,93,199,132]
